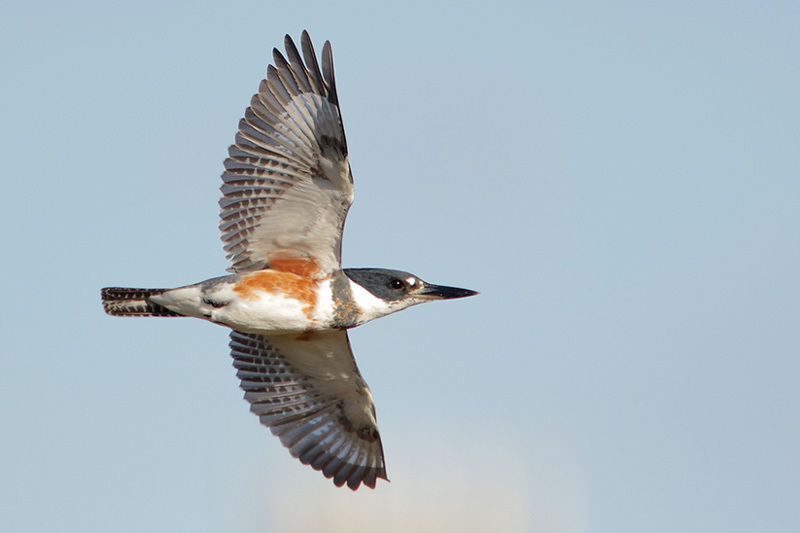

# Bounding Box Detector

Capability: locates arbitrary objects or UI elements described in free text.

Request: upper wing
[229,329,387,490]
[220,31,353,274]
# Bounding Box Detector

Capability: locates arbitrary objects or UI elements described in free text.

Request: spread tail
[101,287,183,317]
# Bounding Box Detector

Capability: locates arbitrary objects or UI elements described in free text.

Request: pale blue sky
[2,1,799,532]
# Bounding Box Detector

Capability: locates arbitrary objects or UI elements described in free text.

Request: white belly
[150,276,336,335]
[216,278,336,334]
[213,292,313,334]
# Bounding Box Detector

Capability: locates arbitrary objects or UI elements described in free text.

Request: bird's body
[150,263,341,335]
[101,31,475,490]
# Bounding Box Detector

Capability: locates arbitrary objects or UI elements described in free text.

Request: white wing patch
[229,329,387,490]
[220,32,353,274]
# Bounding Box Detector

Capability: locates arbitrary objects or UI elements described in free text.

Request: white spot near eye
[406,277,417,286]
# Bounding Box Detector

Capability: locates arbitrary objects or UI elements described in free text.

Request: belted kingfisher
[101,31,476,491]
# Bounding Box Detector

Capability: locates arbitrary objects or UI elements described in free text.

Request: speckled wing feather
[229,330,387,490]
[220,31,353,274]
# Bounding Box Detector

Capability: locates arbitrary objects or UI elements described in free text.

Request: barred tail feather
[101,287,183,317]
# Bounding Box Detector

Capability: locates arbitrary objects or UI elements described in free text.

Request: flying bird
[101,31,476,490]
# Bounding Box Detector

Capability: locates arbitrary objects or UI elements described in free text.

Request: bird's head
[344,268,477,323]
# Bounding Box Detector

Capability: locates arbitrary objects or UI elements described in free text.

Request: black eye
[389,279,404,290]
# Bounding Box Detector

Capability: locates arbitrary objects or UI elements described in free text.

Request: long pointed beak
[416,283,479,300]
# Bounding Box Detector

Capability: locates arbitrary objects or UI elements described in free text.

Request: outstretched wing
[220,31,353,274]
[229,330,387,490]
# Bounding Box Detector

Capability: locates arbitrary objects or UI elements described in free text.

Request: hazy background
[2,1,798,532]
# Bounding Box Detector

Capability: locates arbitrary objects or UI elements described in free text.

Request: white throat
[348,279,412,325]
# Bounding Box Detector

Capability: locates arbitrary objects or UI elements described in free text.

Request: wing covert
[220,31,353,274]
[229,329,387,490]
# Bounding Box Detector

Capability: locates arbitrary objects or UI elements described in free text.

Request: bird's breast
[214,267,336,334]
[233,269,320,314]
